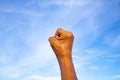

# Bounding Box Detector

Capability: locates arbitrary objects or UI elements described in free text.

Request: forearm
[56,54,78,80]
[49,28,77,80]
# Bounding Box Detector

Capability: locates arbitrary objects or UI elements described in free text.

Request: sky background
[0,0,120,80]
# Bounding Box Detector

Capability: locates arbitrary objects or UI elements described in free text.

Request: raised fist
[49,28,74,58]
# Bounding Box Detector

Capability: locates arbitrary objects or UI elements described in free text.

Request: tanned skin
[49,28,78,80]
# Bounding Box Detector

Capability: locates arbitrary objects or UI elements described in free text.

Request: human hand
[49,28,74,58]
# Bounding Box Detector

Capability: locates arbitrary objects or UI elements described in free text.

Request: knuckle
[68,32,74,37]
[48,37,54,42]
[48,37,52,41]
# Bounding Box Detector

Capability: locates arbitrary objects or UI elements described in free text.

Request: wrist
[55,52,72,60]
[56,54,72,64]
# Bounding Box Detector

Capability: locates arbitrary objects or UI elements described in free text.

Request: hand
[49,28,77,80]
[49,28,74,58]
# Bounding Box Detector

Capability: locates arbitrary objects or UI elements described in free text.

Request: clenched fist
[49,28,77,80]
[49,28,74,58]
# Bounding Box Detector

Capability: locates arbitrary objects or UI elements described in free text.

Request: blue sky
[0,0,120,80]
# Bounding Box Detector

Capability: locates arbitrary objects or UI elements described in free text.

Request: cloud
[16,42,54,69]
[112,74,120,78]
[89,66,100,70]
[7,73,21,78]
[24,75,60,80]
[28,0,93,7]
[73,45,119,72]
[0,54,8,64]
[0,23,57,78]
[0,66,23,80]
[0,6,42,17]
[46,0,92,7]
[111,34,120,47]
[104,33,120,49]
[73,48,106,71]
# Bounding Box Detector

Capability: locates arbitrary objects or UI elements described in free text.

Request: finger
[48,36,55,42]
[55,28,66,36]
[49,36,58,45]
[55,28,67,39]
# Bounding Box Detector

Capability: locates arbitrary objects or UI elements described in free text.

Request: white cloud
[105,34,120,48]
[17,43,54,69]
[112,74,120,78]
[0,8,42,17]
[0,66,23,79]
[112,34,120,47]
[0,27,57,78]
[7,73,21,78]
[89,66,100,70]
[24,75,60,80]
[47,0,92,7]
[0,54,8,64]
[73,48,106,71]
[29,0,93,7]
